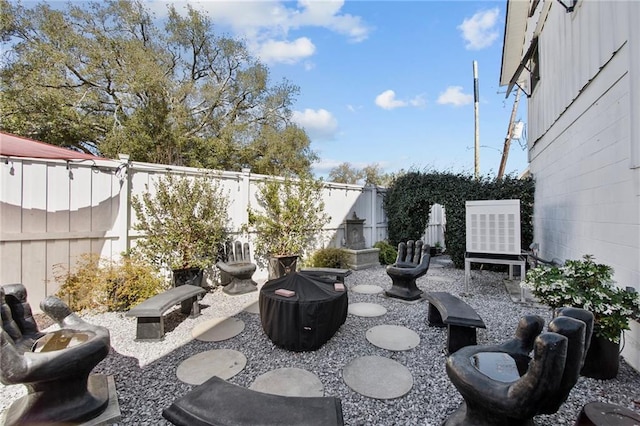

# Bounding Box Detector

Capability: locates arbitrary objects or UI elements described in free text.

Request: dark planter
[267,255,299,281]
[581,334,620,379]
[173,267,204,314]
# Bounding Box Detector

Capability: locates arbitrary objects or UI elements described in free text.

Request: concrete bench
[162,376,344,426]
[299,267,352,283]
[425,291,486,354]
[126,285,205,341]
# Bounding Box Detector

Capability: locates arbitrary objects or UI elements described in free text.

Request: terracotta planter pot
[581,334,620,379]
[267,255,299,281]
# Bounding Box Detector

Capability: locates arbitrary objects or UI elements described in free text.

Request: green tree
[0,0,316,175]
[328,161,395,186]
[328,162,362,184]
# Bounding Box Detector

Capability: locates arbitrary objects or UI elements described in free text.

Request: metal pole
[473,61,480,179]
[498,88,521,179]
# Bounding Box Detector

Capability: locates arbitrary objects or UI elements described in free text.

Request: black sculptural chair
[216,240,258,295]
[444,308,594,426]
[385,240,431,301]
[0,284,111,426]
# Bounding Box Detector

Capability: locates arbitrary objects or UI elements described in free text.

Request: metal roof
[0,132,103,160]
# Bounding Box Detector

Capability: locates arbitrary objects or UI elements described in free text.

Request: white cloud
[375,90,425,110]
[409,95,426,108]
[258,37,316,64]
[437,86,473,107]
[165,1,372,64]
[292,108,338,140]
[375,90,407,110]
[458,8,500,50]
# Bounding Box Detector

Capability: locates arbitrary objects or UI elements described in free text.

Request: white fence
[0,156,389,304]
[422,203,446,249]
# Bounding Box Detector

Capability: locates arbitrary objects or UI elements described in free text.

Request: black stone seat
[425,292,486,354]
[385,240,431,301]
[0,283,111,426]
[163,376,344,426]
[444,307,594,426]
[126,284,205,341]
[217,241,258,295]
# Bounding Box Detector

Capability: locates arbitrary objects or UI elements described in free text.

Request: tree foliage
[131,173,230,271]
[245,174,330,262]
[328,161,395,186]
[0,0,316,175]
[383,170,534,268]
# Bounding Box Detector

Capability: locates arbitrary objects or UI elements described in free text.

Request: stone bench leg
[136,316,164,341]
[427,303,446,327]
[180,296,201,316]
[447,325,477,354]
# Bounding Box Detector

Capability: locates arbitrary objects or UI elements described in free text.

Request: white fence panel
[1,156,388,306]
[422,203,446,248]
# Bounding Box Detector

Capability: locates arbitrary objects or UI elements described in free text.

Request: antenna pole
[473,61,480,179]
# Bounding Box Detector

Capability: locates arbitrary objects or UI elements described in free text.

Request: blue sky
[107,1,533,178]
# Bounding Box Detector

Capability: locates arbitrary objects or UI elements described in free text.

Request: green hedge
[383,171,534,269]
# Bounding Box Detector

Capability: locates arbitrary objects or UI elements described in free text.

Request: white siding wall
[528,1,640,371]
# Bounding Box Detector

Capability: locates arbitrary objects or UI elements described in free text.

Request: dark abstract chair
[216,240,258,295]
[444,307,594,426]
[385,240,431,301]
[0,284,111,425]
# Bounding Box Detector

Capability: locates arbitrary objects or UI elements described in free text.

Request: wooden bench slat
[126,285,205,317]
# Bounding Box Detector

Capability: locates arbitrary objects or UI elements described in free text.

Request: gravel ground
[2,257,640,425]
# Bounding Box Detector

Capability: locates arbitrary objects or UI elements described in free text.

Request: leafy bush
[524,255,640,343]
[54,253,167,312]
[132,173,230,271]
[245,173,330,263]
[373,240,397,265]
[310,248,349,268]
[383,170,534,268]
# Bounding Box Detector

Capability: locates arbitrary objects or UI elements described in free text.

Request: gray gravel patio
[2,256,639,425]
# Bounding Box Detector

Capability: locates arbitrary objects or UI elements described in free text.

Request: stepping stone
[429,263,444,268]
[176,349,246,385]
[366,325,420,351]
[192,317,245,342]
[244,300,260,314]
[250,368,324,397]
[343,356,413,399]
[352,284,384,294]
[427,276,455,283]
[348,302,387,317]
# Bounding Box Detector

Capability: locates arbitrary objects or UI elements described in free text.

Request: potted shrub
[245,174,330,280]
[523,255,640,379]
[131,173,230,294]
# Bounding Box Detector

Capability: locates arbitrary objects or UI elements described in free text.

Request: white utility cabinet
[464,199,525,298]
[465,199,521,255]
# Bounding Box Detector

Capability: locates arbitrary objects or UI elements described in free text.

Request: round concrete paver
[348,302,387,317]
[250,368,324,397]
[427,275,455,283]
[352,284,384,294]
[176,349,247,385]
[192,317,245,342]
[366,325,420,351]
[243,300,260,314]
[343,356,413,399]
